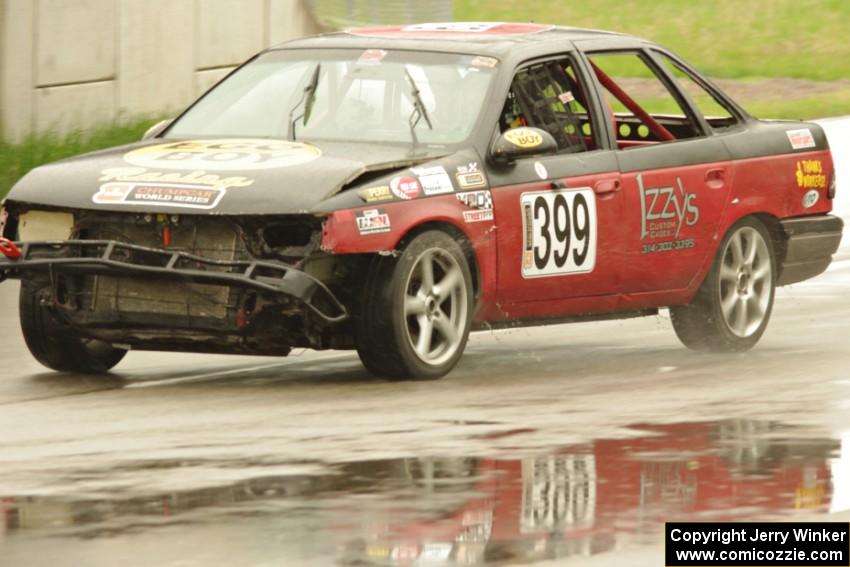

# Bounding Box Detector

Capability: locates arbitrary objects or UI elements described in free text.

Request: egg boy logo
[637,174,699,240]
[124,139,321,171]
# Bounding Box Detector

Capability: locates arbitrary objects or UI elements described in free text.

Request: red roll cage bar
[589,60,676,142]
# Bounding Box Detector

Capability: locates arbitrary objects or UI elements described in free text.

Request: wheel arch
[751,212,786,272]
[671,212,778,352]
[721,211,786,278]
[686,211,784,302]
[321,199,498,315]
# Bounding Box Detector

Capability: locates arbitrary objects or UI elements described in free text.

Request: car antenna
[405,68,433,154]
[287,63,321,141]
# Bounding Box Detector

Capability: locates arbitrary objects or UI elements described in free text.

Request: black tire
[671,216,776,352]
[355,230,473,380]
[19,283,127,373]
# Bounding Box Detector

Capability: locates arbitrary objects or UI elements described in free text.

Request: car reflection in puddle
[0,419,845,566]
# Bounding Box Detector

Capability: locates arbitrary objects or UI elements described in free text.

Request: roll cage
[484,41,749,155]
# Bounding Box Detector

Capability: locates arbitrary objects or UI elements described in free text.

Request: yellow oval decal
[504,128,543,149]
[125,139,321,171]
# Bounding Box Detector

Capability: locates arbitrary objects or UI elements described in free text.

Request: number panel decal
[520,455,596,533]
[520,188,597,278]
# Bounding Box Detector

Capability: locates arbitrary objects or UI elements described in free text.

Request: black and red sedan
[0,22,843,379]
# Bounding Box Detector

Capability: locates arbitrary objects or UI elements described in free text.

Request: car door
[585,49,735,294]
[487,56,626,312]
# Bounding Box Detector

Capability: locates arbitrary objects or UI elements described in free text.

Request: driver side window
[501,57,599,153]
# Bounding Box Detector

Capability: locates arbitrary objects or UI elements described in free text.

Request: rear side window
[651,51,740,131]
[588,51,703,146]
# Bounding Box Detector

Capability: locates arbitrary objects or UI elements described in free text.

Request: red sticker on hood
[390,176,422,200]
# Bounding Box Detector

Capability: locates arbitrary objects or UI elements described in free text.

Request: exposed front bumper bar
[0,238,348,323]
[778,214,844,286]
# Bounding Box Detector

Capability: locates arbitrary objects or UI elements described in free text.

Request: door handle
[705,168,726,189]
[593,179,621,195]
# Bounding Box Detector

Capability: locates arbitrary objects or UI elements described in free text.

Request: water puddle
[1,419,846,566]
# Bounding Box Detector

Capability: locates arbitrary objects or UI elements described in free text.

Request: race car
[0,22,843,379]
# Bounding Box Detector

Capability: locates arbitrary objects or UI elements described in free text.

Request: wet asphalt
[0,233,849,566]
[1,119,849,566]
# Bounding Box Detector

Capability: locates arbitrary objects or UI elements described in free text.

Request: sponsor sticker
[463,209,494,223]
[93,182,225,209]
[796,159,827,189]
[390,176,421,200]
[458,189,494,223]
[390,544,420,561]
[349,23,553,38]
[411,165,454,196]
[786,128,816,150]
[803,189,820,209]
[457,171,487,188]
[637,174,700,254]
[505,127,543,148]
[402,22,503,33]
[558,91,575,104]
[470,55,498,68]
[534,161,548,180]
[456,190,493,210]
[99,167,253,191]
[366,544,391,559]
[456,162,488,189]
[357,49,387,65]
[358,185,393,202]
[355,208,391,235]
[420,543,453,561]
[124,139,321,171]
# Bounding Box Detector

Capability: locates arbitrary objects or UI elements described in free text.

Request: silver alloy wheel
[717,226,773,338]
[403,248,469,366]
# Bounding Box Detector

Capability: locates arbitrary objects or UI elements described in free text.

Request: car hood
[6,138,448,215]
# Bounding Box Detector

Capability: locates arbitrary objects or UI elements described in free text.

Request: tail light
[828,169,837,200]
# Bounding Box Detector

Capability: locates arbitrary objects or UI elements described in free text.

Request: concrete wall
[0,0,321,141]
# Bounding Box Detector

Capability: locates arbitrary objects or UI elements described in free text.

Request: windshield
[167,49,499,145]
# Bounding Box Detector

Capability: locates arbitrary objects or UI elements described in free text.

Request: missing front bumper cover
[0,239,348,324]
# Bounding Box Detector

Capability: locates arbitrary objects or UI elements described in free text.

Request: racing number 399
[521,188,597,277]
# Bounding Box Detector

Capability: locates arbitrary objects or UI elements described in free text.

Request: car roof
[271,22,640,58]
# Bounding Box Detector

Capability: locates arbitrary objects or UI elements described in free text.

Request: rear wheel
[355,230,473,380]
[20,283,127,373]
[671,217,776,352]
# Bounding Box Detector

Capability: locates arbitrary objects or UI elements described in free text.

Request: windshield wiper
[287,63,321,141]
[404,68,433,151]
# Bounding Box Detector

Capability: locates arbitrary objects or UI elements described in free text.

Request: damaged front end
[0,206,357,356]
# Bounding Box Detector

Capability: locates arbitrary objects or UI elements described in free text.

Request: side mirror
[489,127,558,165]
[142,118,173,141]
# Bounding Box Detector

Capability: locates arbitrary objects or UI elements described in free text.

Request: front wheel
[20,283,127,373]
[355,230,473,380]
[671,217,776,352]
